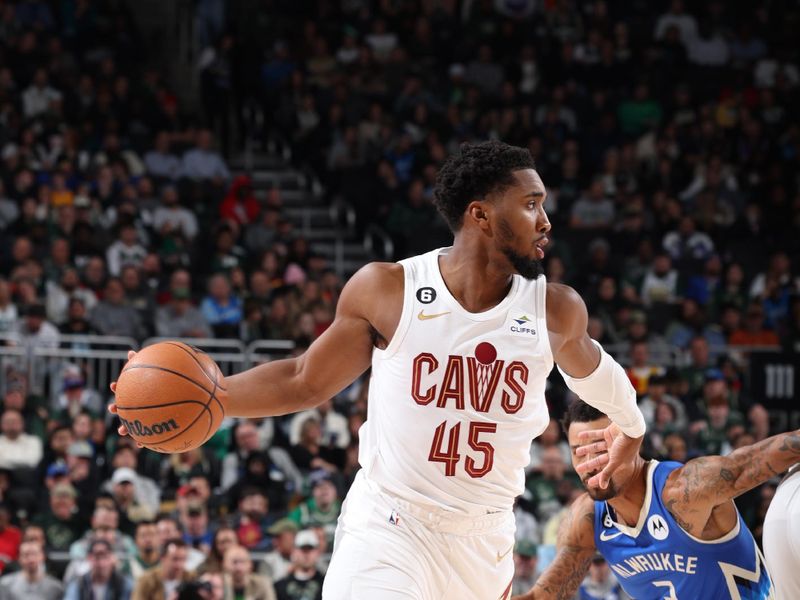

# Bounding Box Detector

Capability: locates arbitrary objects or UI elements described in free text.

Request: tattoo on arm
[671,429,800,517]
[530,502,595,600]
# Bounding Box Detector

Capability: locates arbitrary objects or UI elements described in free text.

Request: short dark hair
[560,400,606,436]
[433,140,536,231]
[161,537,187,558]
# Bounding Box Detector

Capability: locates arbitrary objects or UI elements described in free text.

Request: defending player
[514,400,793,600]
[112,141,645,599]
[762,464,800,600]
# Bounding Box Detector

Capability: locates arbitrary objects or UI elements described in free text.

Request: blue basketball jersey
[594,460,774,600]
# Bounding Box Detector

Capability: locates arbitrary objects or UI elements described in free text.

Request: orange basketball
[115,341,227,453]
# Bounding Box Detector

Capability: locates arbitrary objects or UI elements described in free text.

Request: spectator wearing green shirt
[287,471,341,550]
[617,83,663,136]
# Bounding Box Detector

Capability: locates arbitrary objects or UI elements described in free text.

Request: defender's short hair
[560,400,606,435]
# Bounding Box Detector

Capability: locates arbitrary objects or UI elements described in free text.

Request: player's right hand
[109,350,137,439]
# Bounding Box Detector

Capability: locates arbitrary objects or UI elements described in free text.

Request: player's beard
[584,477,619,501]
[501,244,544,280]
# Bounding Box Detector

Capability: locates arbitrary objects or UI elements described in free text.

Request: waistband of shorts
[359,472,513,535]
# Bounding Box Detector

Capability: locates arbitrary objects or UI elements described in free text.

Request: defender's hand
[575,422,642,489]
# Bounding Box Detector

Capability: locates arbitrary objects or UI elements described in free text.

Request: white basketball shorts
[322,470,516,600]
[763,467,800,600]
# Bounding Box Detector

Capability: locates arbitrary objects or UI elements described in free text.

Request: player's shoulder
[546,282,588,334]
[561,492,597,543]
[338,262,404,313]
[345,261,404,292]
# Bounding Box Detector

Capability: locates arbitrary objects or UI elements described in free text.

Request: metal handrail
[363,224,395,260]
[329,197,357,235]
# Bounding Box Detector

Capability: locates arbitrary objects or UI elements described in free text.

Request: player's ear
[466,200,491,231]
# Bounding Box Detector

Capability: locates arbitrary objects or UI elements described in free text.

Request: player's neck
[606,458,649,527]
[440,238,515,312]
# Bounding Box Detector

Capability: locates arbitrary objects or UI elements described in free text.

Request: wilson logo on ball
[120,417,180,437]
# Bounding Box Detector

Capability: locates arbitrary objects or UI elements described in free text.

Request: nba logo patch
[389,510,401,526]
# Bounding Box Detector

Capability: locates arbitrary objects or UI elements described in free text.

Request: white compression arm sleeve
[557,340,646,438]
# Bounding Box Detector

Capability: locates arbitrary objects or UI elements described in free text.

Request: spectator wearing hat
[223,544,276,600]
[154,286,211,339]
[31,482,86,570]
[106,449,161,517]
[107,468,155,533]
[258,519,297,583]
[132,538,193,600]
[52,364,103,422]
[511,540,539,596]
[577,553,627,600]
[63,538,133,600]
[65,440,100,519]
[287,471,341,549]
[0,540,63,600]
[0,409,42,470]
[273,530,323,600]
[180,503,213,555]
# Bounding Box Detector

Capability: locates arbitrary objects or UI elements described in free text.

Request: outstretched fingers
[575,440,608,456]
[575,452,610,476]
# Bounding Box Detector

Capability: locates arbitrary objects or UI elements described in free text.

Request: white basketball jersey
[358,247,553,516]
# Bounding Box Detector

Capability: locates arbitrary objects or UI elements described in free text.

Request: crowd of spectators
[0,0,797,598]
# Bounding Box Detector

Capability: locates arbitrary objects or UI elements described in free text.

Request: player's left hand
[575,423,643,489]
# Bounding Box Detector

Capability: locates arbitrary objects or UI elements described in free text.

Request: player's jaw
[500,240,544,280]
[581,471,620,500]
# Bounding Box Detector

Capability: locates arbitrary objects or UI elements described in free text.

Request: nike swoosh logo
[496,544,514,563]
[599,529,624,541]
[417,310,451,321]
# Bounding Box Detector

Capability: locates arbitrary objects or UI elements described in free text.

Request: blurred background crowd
[0,0,798,599]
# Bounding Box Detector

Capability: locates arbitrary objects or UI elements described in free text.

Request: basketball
[114,341,227,453]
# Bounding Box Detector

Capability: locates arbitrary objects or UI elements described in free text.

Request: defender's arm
[661,429,800,533]
[513,494,597,600]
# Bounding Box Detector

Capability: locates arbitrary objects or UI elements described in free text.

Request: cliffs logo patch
[416,287,436,304]
[647,514,669,541]
[119,417,179,437]
[510,314,536,336]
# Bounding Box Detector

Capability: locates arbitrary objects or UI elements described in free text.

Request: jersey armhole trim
[375,260,413,361]
[537,278,554,368]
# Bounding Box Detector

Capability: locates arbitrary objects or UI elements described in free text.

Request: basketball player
[763,464,800,599]
[112,141,646,599]
[513,400,800,599]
